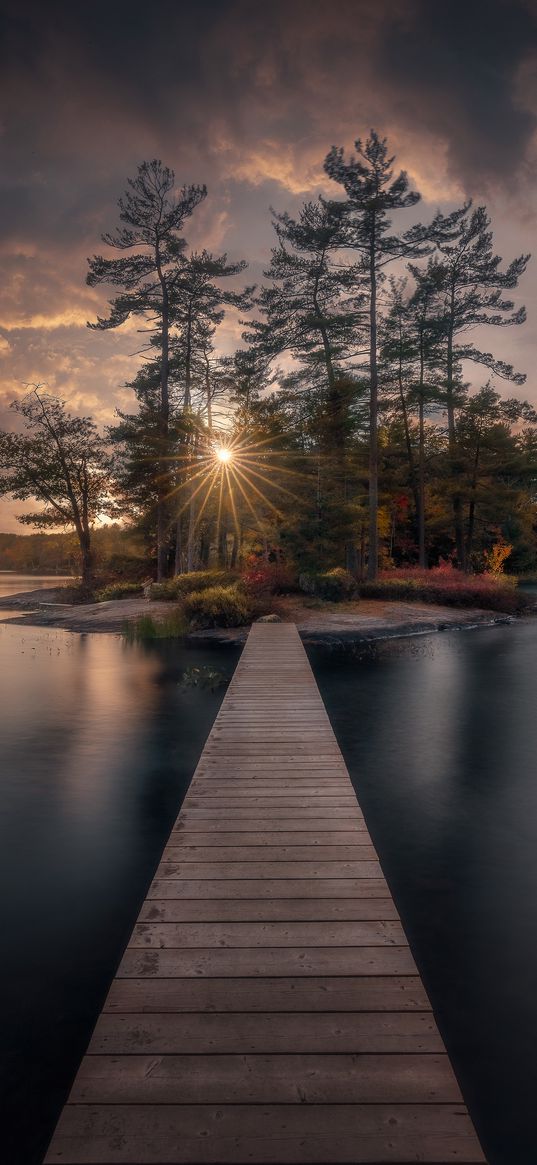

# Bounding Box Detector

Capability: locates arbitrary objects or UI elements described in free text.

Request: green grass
[123,608,187,641]
[95,581,143,601]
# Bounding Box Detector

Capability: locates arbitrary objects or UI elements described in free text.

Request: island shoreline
[0,584,525,647]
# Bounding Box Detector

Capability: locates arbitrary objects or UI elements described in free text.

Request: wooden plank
[148,878,391,899]
[69,1052,460,1104]
[170,819,369,833]
[44,1104,487,1164]
[165,830,374,845]
[163,844,379,860]
[117,946,419,977]
[138,898,400,922]
[129,919,405,947]
[103,976,432,1013]
[180,807,366,818]
[44,623,485,1165]
[155,860,383,878]
[88,1011,442,1054]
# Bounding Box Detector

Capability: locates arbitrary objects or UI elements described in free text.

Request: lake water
[1,598,536,1164]
[0,618,240,1165]
[0,571,75,600]
[311,623,537,1165]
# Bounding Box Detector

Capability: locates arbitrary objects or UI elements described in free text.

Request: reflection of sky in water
[311,623,537,1165]
[0,572,74,600]
[0,622,238,1165]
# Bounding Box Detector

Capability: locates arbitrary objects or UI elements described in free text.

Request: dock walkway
[45,622,485,1164]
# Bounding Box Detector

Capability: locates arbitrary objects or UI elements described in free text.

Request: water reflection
[0,571,74,600]
[0,622,239,1165]
[310,622,537,1165]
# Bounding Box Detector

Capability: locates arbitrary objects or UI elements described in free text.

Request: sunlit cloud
[0,0,536,538]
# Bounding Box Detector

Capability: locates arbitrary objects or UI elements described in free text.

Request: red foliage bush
[241,556,296,596]
[359,564,532,614]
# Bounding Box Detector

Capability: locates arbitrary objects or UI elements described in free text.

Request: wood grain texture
[44,623,486,1165]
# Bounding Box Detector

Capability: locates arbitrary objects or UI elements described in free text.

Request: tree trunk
[156,247,170,582]
[418,331,427,569]
[230,530,240,568]
[418,392,426,568]
[367,233,379,579]
[446,293,465,569]
[174,517,183,575]
[205,358,213,432]
[396,349,420,545]
[465,428,482,567]
[79,531,94,590]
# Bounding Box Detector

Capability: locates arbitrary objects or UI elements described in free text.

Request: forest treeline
[1,134,536,586]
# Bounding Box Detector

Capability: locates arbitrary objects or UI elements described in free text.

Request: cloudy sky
[0,0,536,530]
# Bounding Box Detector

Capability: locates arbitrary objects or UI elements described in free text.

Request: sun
[215,446,232,464]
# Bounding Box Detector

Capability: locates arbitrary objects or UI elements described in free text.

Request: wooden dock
[45,623,486,1164]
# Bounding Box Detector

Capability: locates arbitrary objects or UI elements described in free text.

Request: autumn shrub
[147,570,236,601]
[299,567,358,602]
[483,541,513,575]
[359,565,532,614]
[96,580,143,601]
[182,583,254,629]
[241,558,297,596]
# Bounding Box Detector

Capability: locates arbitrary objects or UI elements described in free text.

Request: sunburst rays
[167,426,305,541]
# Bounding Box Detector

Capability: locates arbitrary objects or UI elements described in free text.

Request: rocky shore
[0,584,521,646]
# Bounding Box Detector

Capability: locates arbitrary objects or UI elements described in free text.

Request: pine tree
[87,160,206,579]
[324,131,429,578]
[247,199,362,396]
[425,201,530,567]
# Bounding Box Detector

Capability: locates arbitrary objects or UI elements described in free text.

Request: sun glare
[215,446,232,464]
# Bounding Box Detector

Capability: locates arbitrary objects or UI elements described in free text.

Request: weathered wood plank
[171,818,369,832]
[44,1103,488,1164]
[103,975,432,1013]
[148,878,391,899]
[155,860,383,879]
[88,1011,442,1054]
[180,807,366,818]
[165,830,374,845]
[129,919,405,948]
[163,844,379,861]
[69,1052,460,1104]
[117,946,418,977]
[138,897,400,922]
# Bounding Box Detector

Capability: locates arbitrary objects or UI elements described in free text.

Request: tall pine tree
[87,160,206,579]
[324,131,429,578]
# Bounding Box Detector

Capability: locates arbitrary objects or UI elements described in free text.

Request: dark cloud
[381,0,537,186]
[0,0,535,531]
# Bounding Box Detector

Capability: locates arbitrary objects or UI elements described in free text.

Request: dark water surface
[0,622,239,1165]
[1,617,537,1165]
[309,621,537,1165]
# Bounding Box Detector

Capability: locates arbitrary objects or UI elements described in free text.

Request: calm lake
[1,583,537,1164]
[0,571,75,599]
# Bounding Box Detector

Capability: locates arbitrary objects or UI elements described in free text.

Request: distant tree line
[1,136,536,584]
